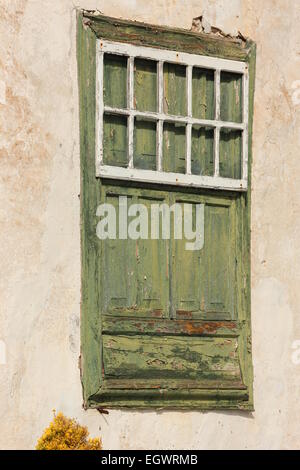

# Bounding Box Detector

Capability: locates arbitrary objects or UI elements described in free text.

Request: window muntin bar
[214,127,220,178]
[96,39,249,191]
[186,65,192,175]
[127,57,134,168]
[102,106,246,129]
[214,69,221,177]
[156,60,164,172]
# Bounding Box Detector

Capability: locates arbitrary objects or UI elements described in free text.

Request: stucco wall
[0,0,300,450]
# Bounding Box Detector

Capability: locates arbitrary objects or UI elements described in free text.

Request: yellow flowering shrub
[36,411,102,450]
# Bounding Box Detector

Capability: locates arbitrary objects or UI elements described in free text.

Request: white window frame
[96,39,249,191]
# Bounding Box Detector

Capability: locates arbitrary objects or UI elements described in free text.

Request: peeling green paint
[78,11,256,410]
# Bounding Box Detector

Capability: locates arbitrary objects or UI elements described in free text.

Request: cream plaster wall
[0,0,300,450]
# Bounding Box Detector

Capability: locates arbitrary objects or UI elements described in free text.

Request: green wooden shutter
[78,12,256,410]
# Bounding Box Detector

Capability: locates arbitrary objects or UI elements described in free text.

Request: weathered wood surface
[89,387,250,410]
[84,12,251,61]
[102,317,239,337]
[78,11,256,410]
[102,334,242,381]
[99,185,236,320]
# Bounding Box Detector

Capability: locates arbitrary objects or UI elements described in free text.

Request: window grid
[96,39,249,191]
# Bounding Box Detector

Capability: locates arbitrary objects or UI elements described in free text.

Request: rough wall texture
[0,0,299,449]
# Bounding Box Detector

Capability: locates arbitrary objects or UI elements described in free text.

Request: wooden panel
[101,193,136,313]
[191,126,214,176]
[219,129,242,179]
[100,188,169,317]
[220,71,242,123]
[134,119,157,170]
[163,63,186,116]
[199,203,236,319]
[103,53,127,108]
[133,196,169,316]
[171,195,236,320]
[103,114,128,167]
[102,317,239,337]
[102,334,242,384]
[219,70,242,180]
[134,58,157,112]
[192,67,215,119]
[163,122,186,173]
[101,189,236,321]
[173,200,202,317]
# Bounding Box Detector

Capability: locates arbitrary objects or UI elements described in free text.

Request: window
[78,12,256,410]
[96,41,249,191]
